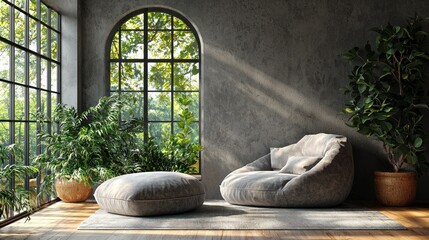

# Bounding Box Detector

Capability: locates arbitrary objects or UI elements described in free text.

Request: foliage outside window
[0,0,60,223]
[109,9,201,172]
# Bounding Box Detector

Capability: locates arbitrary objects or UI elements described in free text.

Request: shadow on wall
[204,43,379,144]
[202,42,389,199]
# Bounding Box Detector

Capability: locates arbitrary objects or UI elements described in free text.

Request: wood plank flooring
[0,201,428,239]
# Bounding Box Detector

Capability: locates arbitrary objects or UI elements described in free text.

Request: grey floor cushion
[95,172,205,216]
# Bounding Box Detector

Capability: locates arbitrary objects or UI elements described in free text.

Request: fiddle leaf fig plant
[342,16,429,174]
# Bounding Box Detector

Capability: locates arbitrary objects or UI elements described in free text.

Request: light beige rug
[79,200,405,230]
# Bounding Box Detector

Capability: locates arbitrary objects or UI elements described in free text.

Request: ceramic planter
[374,171,417,207]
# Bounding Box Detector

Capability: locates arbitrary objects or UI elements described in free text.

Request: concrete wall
[43,0,80,109]
[78,0,429,199]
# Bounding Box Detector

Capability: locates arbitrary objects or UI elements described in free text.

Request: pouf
[94,172,205,216]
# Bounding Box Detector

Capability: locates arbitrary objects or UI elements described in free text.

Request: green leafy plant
[342,16,429,174]
[34,93,202,198]
[162,96,202,173]
[122,96,202,174]
[0,144,38,222]
[33,94,143,197]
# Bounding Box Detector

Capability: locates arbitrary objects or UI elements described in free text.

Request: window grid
[109,8,201,172]
[0,0,61,224]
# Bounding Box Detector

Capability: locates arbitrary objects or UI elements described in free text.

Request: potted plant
[34,93,202,203]
[0,144,38,221]
[34,94,142,202]
[342,16,429,206]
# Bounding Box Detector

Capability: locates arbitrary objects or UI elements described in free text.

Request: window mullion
[24,0,31,191]
[143,10,148,142]
[47,8,51,134]
[170,15,174,136]
[8,1,16,218]
[57,13,61,106]
[118,30,122,94]
[35,0,42,196]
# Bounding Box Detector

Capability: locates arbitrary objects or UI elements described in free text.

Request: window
[109,9,201,170]
[0,0,60,222]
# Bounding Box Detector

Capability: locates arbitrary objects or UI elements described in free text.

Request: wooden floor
[0,201,428,240]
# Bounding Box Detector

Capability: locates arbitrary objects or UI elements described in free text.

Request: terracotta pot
[55,179,92,203]
[374,171,417,207]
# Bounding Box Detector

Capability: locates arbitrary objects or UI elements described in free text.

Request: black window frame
[0,0,61,225]
[108,8,201,173]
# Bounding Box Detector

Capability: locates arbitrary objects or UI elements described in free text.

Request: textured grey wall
[79,0,429,199]
[44,0,80,108]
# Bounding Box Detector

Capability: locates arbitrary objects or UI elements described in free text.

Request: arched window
[109,9,200,165]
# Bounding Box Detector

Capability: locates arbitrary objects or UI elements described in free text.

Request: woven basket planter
[55,178,92,203]
[374,171,417,207]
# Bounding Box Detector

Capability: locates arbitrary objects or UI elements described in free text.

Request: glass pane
[15,48,25,84]
[41,25,48,56]
[148,122,170,143]
[0,122,9,145]
[174,63,199,90]
[14,125,26,214]
[173,17,189,30]
[14,122,25,164]
[121,14,144,30]
[15,85,25,121]
[51,63,57,92]
[51,31,58,60]
[29,88,37,119]
[174,122,199,144]
[148,31,171,59]
[41,123,48,147]
[0,42,10,81]
[15,9,26,46]
[41,2,48,24]
[29,175,37,208]
[51,10,58,30]
[148,62,171,91]
[29,0,37,17]
[121,30,144,59]
[148,12,171,29]
[29,54,37,87]
[0,3,10,40]
[51,93,58,118]
[121,62,144,91]
[148,92,171,121]
[174,31,198,59]
[29,122,37,159]
[110,31,119,59]
[174,92,199,121]
[29,18,38,52]
[28,122,38,207]
[0,82,10,120]
[52,121,58,134]
[121,92,144,121]
[41,59,48,89]
[110,62,119,91]
[14,0,26,10]
[40,90,47,116]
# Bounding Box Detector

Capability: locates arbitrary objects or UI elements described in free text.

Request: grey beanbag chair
[220,133,354,207]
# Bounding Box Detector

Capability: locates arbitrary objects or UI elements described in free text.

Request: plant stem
[383,144,399,172]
